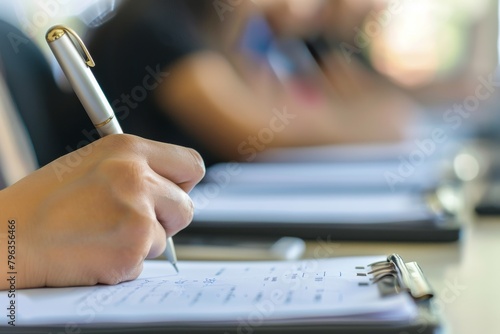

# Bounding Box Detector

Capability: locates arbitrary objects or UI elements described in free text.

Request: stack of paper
[0,256,420,331]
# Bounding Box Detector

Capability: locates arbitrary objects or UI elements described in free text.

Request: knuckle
[175,193,195,231]
[119,161,148,192]
[148,234,167,259]
[101,259,143,286]
[125,262,144,282]
[120,247,147,270]
[100,274,122,286]
[185,148,206,181]
[95,158,148,194]
[103,219,153,284]
[155,145,205,191]
[99,134,144,156]
[156,190,194,236]
[183,195,195,224]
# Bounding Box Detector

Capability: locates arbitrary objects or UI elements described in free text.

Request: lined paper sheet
[1,256,418,328]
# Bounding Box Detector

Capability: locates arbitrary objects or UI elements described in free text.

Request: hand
[316,52,418,142]
[253,0,382,39]
[0,134,205,289]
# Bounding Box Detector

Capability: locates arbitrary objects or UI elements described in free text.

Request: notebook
[0,255,439,333]
[474,180,500,215]
[188,161,461,242]
[473,144,500,215]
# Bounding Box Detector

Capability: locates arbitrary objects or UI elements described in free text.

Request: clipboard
[187,162,462,242]
[474,179,500,215]
[2,254,440,334]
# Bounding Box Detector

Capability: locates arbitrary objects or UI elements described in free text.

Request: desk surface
[178,179,496,333]
[301,182,499,334]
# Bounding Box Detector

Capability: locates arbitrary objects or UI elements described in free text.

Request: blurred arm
[155,50,417,162]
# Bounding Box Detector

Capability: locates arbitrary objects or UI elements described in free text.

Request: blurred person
[79,0,420,167]
[0,19,205,290]
[254,0,499,144]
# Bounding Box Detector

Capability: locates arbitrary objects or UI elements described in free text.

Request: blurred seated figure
[80,0,423,166]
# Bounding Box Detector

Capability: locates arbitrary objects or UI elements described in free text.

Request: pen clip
[46,25,95,67]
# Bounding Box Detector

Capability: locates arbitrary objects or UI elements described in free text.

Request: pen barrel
[47,33,122,136]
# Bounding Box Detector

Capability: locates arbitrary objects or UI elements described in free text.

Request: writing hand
[0,134,205,289]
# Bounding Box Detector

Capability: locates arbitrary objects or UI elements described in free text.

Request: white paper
[205,161,443,189]
[192,189,435,224]
[254,140,460,164]
[0,256,418,329]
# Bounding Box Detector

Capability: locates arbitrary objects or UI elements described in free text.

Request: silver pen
[46,25,179,273]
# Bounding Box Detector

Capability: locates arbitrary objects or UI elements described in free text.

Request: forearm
[158,51,413,161]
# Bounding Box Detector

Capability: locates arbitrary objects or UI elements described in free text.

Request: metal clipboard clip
[368,254,434,300]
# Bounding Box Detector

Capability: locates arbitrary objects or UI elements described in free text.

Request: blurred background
[1,4,499,333]
[0,0,499,162]
[1,0,498,122]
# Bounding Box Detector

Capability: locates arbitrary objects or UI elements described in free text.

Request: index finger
[144,140,206,193]
[104,135,205,193]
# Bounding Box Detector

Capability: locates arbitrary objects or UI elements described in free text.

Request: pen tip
[173,263,179,273]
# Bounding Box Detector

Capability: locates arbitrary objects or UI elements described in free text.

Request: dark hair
[183,0,217,24]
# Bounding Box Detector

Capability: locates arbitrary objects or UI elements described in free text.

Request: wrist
[0,189,13,290]
[0,187,45,290]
